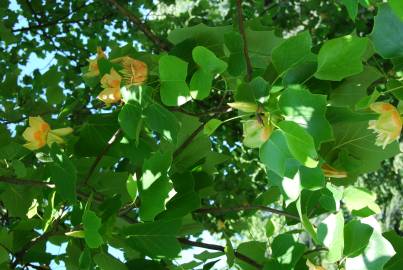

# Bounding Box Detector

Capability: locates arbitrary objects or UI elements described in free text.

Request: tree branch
[177,238,263,269]
[173,123,205,159]
[105,0,171,51]
[194,205,299,220]
[0,176,54,188]
[235,0,253,81]
[82,128,122,185]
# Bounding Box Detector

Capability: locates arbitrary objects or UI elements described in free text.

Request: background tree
[0,0,402,269]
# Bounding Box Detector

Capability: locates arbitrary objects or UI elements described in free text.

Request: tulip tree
[0,0,402,270]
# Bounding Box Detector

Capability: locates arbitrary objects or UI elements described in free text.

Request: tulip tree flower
[22,116,73,150]
[368,102,402,149]
[97,68,122,105]
[112,56,148,86]
[306,260,326,270]
[84,47,106,77]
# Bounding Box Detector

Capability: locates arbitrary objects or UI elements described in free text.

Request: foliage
[0,0,402,270]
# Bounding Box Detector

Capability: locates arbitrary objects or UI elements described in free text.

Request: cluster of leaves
[0,0,402,270]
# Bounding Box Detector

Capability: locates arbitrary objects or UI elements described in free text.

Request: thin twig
[105,0,171,51]
[173,123,205,159]
[82,128,122,185]
[0,176,54,188]
[177,238,263,269]
[194,205,299,220]
[235,0,253,81]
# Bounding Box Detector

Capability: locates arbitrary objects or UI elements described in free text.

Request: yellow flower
[112,56,148,86]
[85,47,106,77]
[306,260,326,270]
[321,163,347,178]
[97,68,122,105]
[368,102,402,149]
[22,116,73,150]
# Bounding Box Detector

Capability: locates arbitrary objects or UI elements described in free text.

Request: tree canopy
[0,0,402,269]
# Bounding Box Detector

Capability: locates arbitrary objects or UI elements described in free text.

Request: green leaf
[12,159,27,178]
[299,166,325,190]
[123,219,182,258]
[242,119,272,149]
[235,241,267,270]
[172,114,212,173]
[341,0,359,20]
[49,147,77,202]
[344,220,374,257]
[321,108,399,178]
[277,121,319,168]
[75,113,119,157]
[157,191,200,219]
[265,219,275,237]
[315,35,368,81]
[246,29,283,68]
[192,46,227,74]
[279,86,333,147]
[225,237,235,267]
[260,130,297,177]
[204,119,222,136]
[317,212,344,262]
[189,69,213,100]
[168,23,231,55]
[144,103,179,143]
[46,86,64,105]
[190,46,226,100]
[82,210,104,248]
[0,21,17,44]
[371,4,403,58]
[330,66,382,108]
[271,234,305,268]
[94,253,128,270]
[139,152,173,221]
[343,186,381,216]
[345,217,395,270]
[272,31,312,74]
[224,31,246,76]
[0,245,9,265]
[118,101,142,140]
[389,0,403,20]
[297,194,318,244]
[126,175,137,200]
[383,231,403,270]
[159,55,190,106]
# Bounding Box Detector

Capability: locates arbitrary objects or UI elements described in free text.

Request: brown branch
[0,176,54,188]
[177,238,263,269]
[105,0,171,51]
[82,128,122,185]
[235,0,253,81]
[173,123,205,159]
[11,229,60,268]
[194,205,299,220]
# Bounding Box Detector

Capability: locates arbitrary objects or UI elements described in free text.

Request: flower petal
[23,142,41,151]
[97,87,121,105]
[50,127,73,137]
[47,132,65,146]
